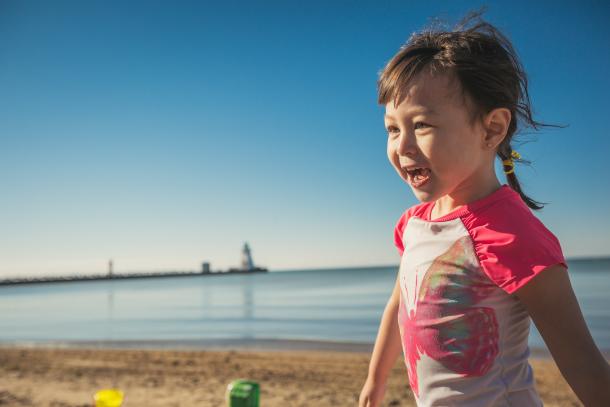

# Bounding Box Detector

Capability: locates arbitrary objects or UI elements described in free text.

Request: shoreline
[0,337,563,358]
[0,338,376,353]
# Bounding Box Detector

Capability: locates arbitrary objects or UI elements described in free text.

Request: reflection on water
[106,288,114,340]
[242,275,254,339]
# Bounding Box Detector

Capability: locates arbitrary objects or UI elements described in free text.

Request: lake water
[1,258,609,352]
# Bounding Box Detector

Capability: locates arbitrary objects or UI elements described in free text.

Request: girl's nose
[397,131,417,156]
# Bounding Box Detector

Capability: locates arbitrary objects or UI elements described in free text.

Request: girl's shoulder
[460,184,560,249]
[460,186,568,294]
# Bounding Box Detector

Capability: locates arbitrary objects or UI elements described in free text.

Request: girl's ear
[482,107,511,149]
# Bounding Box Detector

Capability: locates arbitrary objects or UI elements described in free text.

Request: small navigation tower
[241,242,255,271]
[228,242,267,273]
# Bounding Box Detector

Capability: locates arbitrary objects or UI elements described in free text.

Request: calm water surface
[1,259,609,351]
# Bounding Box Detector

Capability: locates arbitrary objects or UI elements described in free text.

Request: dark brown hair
[377,8,565,210]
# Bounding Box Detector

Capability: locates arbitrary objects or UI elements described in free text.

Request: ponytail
[497,142,545,210]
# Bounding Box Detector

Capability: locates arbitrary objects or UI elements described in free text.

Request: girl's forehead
[385,72,464,117]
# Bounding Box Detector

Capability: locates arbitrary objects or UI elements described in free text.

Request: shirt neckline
[423,184,516,222]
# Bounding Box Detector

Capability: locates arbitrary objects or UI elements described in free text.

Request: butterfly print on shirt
[398,235,499,397]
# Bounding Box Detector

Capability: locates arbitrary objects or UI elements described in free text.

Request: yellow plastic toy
[93,389,124,407]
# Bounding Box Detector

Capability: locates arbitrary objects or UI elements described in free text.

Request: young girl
[359,10,610,407]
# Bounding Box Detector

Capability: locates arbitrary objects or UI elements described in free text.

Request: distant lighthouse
[227,243,268,273]
[241,242,255,271]
[241,242,254,271]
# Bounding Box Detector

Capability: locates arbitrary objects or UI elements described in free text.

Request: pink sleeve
[393,204,427,257]
[463,203,568,294]
[394,211,409,257]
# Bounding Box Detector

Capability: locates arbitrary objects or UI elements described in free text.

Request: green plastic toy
[226,379,260,407]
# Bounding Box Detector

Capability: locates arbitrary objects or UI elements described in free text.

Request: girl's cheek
[386,141,395,160]
[418,138,436,160]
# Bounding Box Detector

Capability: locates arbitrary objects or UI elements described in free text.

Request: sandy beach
[0,343,584,407]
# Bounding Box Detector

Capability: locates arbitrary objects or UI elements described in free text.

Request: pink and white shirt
[394,185,567,406]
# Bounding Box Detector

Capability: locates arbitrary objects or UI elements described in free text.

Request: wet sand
[0,343,583,406]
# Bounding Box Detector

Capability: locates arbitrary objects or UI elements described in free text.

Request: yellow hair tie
[503,150,521,175]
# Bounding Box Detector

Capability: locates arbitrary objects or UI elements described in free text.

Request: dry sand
[0,346,583,406]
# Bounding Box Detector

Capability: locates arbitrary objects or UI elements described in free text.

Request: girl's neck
[430,176,502,220]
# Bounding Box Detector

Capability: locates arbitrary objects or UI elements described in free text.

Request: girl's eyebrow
[384,107,438,121]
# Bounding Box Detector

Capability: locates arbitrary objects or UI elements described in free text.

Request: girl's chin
[405,177,437,202]
[409,183,441,203]
[412,190,436,203]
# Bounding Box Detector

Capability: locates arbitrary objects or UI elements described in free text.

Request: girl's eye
[414,122,429,130]
[386,126,400,136]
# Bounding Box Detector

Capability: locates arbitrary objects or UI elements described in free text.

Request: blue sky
[1,1,609,278]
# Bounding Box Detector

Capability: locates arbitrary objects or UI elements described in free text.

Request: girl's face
[384,70,494,204]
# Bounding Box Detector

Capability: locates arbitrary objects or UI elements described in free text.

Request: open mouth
[404,167,431,187]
